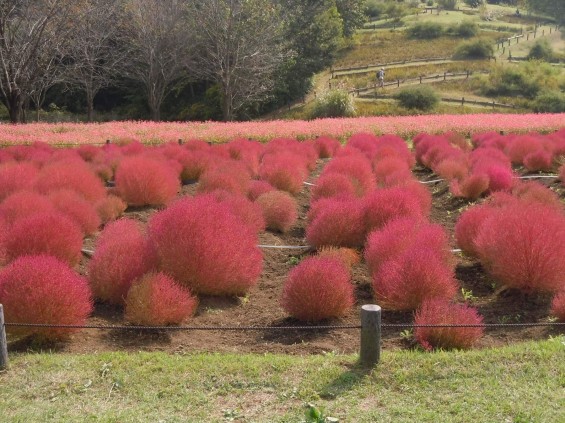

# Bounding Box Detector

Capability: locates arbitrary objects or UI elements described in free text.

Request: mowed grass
[1,338,564,422]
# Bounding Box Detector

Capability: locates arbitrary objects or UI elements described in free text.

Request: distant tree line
[0,0,368,122]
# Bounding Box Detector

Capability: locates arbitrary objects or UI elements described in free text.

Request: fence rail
[1,304,564,370]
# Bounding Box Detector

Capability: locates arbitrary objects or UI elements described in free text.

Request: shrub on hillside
[0,255,92,341]
[395,86,439,111]
[373,247,458,310]
[94,195,128,224]
[148,196,263,295]
[115,156,180,206]
[35,159,106,203]
[88,219,158,304]
[551,292,565,322]
[414,298,484,350]
[448,21,479,38]
[365,218,452,276]
[125,272,198,326]
[311,173,358,201]
[0,162,39,202]
[533,91,565,113]
[475,204,565,293]
[310,89,355,119]
[306,198,366,248]
[453,39,493,59]
[259,152,308,195]
[0,191,56,225]
[527,39,554,61]
[454,205,493,257]
[5,212,83,266]
[255,190,297,233]
[437,0,457,10]
[49,189,101,236]
[363,187,425,233]
[281,257,354,321]
[406,22,444,39]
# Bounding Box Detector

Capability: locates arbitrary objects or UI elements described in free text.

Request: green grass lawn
[1,337,564,422]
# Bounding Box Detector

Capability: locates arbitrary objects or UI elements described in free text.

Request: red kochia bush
[148,196,262,295]
[314,136,341,158]
[0,191,56,225]
[306,198,366,248]
[474,204,565,293]
[372,157,412,188]
[524,150,553,172]
[88,219,158,304]
[551,292,565,322]
[115,156,180,206]
[0,255,93,340]
[48,189,101,236]
[203,190,266,234]
[255,190,297,233]
[363,187,424,233]
[281,257,354,321]
[247,180,275,201]
[311,173,357,201]
[198,160,252,196]
[259,152,308,195]
[0,162,39,202]
[414,298,484,350]
[323,154,375,196]
[0,215,7,265]
[364,218,451,276]
[513,181,563,211]
[454,205,493,257]
[450,173,489,200]
[125,272,198,325]
[373,248,458,310]
[35,159,106,203]
[5,212,83,266]
[94,195,128,224]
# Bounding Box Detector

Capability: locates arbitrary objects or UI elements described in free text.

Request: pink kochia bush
[454,205,493,257]
[5,212,83,266]
[306,198,366,248]
[115,156,180,206]
[0,162,39,201]
[474,203,565,293]
[0,191,56,225]
[259,152,308,195]
[551,292,565,322]
[247,180,275,201]
[323,154,375,196]
[414,298,484,350]
[255,190,297,233]
[48,189,101,236]
[148,196,263,295]
[0,255,93,341]
[373,248,458,311]
[88,219,158,304]
[203,190,266,234]
[363,187,425,233]
[281,257,354,321]
[314,136,341,158]
[125,272,198,325]
[311,173,357,201]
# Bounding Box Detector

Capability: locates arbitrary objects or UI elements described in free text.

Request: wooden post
[0,304,8,370]
[492,101,495,109]
[360,304,381,367]
[397,79,400,88]
[527,33,529,40]
[542,29,545,36]
[466,70,469,79]
[419,76,422,84]
[444,72,447,81]
[462,97,465,106]
[106,139,111,145]
[178,138,183,145]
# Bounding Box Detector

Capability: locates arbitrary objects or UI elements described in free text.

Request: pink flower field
[0,113,563,145]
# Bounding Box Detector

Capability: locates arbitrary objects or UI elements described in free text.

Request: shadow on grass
[318,361,375,400]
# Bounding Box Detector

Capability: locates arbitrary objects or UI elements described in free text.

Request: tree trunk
[86,89,94,122]
[221,85,233,121]
[7,92,24,123]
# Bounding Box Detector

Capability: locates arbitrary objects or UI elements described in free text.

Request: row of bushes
[407,21,479,39]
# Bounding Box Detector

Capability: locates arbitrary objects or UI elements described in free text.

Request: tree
[123,0,193,121]
[63,0,127,122]
[335,0,367,37]
[0,0,74,123]
[525,0,565,24]
[189,0,287,121]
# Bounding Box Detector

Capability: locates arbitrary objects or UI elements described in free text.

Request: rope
[3,322,359,331]
[382,322,565,328]
[258,244,312,250]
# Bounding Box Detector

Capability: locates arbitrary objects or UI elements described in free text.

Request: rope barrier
[257,244,312,250]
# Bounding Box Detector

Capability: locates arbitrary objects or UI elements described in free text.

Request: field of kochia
[0,114,564,353]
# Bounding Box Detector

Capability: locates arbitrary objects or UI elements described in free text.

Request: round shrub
[395,86,439,111]
[454,205,492,257]
[533,91,565,113]
[306,198,366,248]
[324,153,375,196]
[551,292,565,322]
[0,255,93,341]
[373,248,458,311]
[317,247,360,270]
[88,219,158,304]
[0,191,56,225]
[314,136,341,158]
[5,212,83,266]
[363,187,425,233]
[435,158,468,181]
[453,38,494,59]
[524,150,553,172]
[247,180,275,201]
[35,159,106,203]
[197,160,252,196]
[259,152,308,195]
[310,89,355,119]
[527,39,554,61]
[415,298,484,351]
[94,195,128,224]
[450,173,489,200]
[125,272,198,325]
[49,189,101,236]
[513,182,563,211]
[148,196,263,296]
[0,162,39,202]
[281,257,354,321]
[474,204,565,293]
[255,190,297,233]
[373,157,412,188]
[407,21,444,39]
[204,190,266,234]
[311,173,357,201]
[115,156,180,206]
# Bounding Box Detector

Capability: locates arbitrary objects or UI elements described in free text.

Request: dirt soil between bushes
[9,159,565,355]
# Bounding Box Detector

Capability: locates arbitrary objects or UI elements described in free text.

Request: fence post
[444,72,447,81]
[178,138,183,145]
[360,304,381,367]
[0,304,8,370]
[397,79,400,87]
[462,97,465,106]
[419,76,422,84]
[106,139,111,145]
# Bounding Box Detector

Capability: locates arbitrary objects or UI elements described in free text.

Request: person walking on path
[377,67,385,88]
